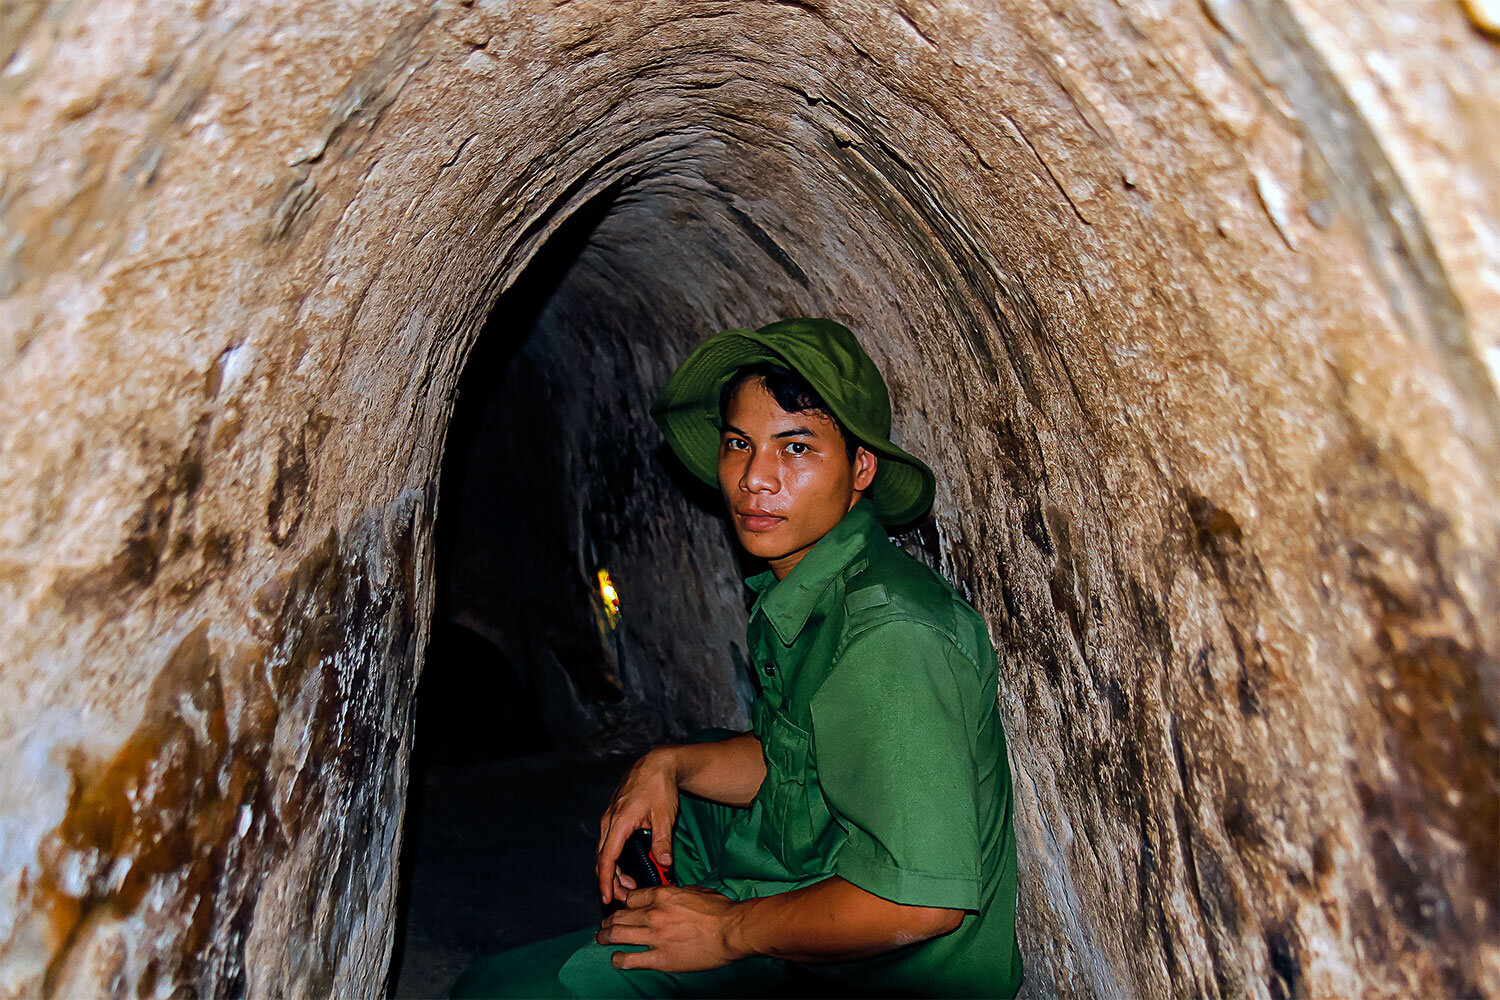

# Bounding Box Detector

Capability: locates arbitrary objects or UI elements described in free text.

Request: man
[451,317,1022,998]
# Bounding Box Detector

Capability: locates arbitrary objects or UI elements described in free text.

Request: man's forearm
[723,874,963,964]
[658,730,766,808]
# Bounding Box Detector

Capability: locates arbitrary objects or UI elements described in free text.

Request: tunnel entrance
[386,177,769,996]
[380,146,975,993]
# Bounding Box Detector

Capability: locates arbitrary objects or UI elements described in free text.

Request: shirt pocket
[761,711,829,873]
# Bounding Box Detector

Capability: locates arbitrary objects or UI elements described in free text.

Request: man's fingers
[597,818,622,902]
[598,817,639,902]
[622,886,659,908]
[611,871,634,903]
[612,949,662,970]
[598,907,649,930]
[650,819,673,867]
[599,823,636,899]
[596,923,653,946]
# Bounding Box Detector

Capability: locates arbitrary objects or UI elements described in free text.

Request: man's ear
[853,446,878,492]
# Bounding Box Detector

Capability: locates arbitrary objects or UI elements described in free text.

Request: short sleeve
[808,621,984,912]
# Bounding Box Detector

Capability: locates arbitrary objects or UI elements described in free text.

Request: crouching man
[451,317,1023,999]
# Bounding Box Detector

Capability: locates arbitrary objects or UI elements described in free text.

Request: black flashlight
[618,828,675,887]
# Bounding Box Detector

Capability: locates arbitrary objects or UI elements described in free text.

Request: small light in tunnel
[597,568,621,629]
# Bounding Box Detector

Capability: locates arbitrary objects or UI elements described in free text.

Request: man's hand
[595,885,744,971]
[595,749,681,904]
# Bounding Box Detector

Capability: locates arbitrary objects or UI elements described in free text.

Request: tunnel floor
[388,748,636,998]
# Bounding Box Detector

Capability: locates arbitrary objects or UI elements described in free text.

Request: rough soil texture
[1,1,1496,997]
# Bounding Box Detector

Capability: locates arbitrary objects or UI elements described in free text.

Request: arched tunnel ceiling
[0,1,1497,997]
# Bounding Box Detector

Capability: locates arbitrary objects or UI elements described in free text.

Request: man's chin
[734,529,789,561]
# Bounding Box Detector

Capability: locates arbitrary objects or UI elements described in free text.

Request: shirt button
[762,662,776,677]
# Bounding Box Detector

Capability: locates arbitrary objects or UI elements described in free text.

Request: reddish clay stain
[33,487,427,996]
[38,622,235,994]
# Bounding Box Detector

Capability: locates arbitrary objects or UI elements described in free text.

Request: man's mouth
[737,510,785,531]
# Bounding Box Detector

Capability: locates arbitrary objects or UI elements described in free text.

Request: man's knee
[449,927,595,999]
[557,938,662,999]
[557,937,792,999]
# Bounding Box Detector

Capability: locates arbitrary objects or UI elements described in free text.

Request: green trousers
[450,728,814,999]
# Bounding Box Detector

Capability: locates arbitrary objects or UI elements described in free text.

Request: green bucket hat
[649,317,935,528]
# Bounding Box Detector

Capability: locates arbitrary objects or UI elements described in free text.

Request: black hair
[717,360,863,463]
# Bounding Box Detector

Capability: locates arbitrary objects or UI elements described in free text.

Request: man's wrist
[721,897,762,961]
[648,744,684,786]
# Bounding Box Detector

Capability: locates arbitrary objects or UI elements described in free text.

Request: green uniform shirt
[695,497,1023,998]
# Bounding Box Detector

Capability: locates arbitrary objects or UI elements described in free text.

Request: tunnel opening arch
[401,102,1111,769]
[401,98,1113,762]
[383,118,1080,989]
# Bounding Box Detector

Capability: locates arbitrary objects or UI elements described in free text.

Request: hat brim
[649,330,935,529]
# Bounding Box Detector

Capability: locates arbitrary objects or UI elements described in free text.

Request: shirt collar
[746,496,887,646]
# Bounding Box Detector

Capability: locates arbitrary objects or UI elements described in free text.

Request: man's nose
[740,447,779,492]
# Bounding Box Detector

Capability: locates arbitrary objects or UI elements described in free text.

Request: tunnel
[1,2,1497,998]
[389,151,1024,993]
[416,176,768,763]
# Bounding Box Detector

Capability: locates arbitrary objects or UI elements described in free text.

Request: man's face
[717,376,878,580]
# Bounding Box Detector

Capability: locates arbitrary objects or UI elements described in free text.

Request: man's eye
[786,442,808,455]
[725,438,747,450]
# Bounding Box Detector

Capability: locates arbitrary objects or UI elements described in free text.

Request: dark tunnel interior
[416,175,777,761]
[388,179,767,996]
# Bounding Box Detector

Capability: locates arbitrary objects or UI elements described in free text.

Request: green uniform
[452,497,1022,998]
